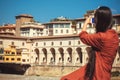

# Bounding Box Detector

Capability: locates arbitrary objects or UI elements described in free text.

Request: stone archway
[76,47,82,63]
[34,48,40,63]
[85,47,92,62]
[118,46,120,58]
[86,47,92,57]
[58,47,64,62]
[117,46,120,62]
[67,47,72,63]
[50,48,56,63]
[42,48,47,63]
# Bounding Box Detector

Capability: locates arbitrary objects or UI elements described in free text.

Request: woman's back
[61,6,119,80]
[91,29,119,80]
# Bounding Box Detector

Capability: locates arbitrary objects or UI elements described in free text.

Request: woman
[61,6,119,80]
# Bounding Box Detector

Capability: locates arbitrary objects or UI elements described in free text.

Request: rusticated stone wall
[25,65,81,76]
[25,65,120,77]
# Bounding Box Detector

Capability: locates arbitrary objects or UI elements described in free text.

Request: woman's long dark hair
[85,6,113,80]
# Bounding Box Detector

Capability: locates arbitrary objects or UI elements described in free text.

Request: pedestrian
[61,6,119,80]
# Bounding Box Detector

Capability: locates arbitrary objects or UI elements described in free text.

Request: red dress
[61,29,119,80]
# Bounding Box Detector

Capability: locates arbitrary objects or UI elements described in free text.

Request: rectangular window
[36,43,38,46]
[11,42,14,45]
[61,30,63,33]
[37,33,39,36]
[49,24,53,28]
[27,59,29,62]
[65,24,70,28]
[11,52,15,55]
[60,42,62,45]
[5,51,7,54]
[17,52,21,55]
[0,41,3,45]
[51,42,54,46]
[78,41,80,44]
[46,26,49,29]
[5,51,10,55]
[11,58,15,61]
[0,56,3,60]
[17,58,21,61]
[44,42,46,46]
[0,48,4,54]
[22,59,26,62]
[54,24,59,28]
[33,33,35,36]
[22,42,25,46]
[79,23,81,29]
[66,30,69,33]
[55,30,58,33]
[6,58,9,60]
[69,41,71,45]
[46,31,48,34]
[60,24,64,28]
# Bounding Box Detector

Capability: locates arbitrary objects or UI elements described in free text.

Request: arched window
[76,47,82,63]
[67,47,72,63]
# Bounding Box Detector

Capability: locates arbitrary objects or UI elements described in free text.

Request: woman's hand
[82,16,91,31]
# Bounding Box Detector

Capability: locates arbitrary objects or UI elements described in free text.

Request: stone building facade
[0,10,120,75]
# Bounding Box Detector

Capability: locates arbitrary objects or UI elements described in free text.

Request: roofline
[0,34,79,40]
[15,14,33,18]
[113,14,120,17]
[73,18,86,21]
[0,26,15,29]
[0,35,29,40]
[42,21,72,25]
[20,26,44,29]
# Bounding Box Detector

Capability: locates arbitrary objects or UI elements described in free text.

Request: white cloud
[111,8,117,13]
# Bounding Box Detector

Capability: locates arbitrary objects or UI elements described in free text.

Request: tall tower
[15,14,33,36]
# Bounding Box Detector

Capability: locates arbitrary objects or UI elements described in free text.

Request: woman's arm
[82,17,91,31]
[79,17,103,50]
